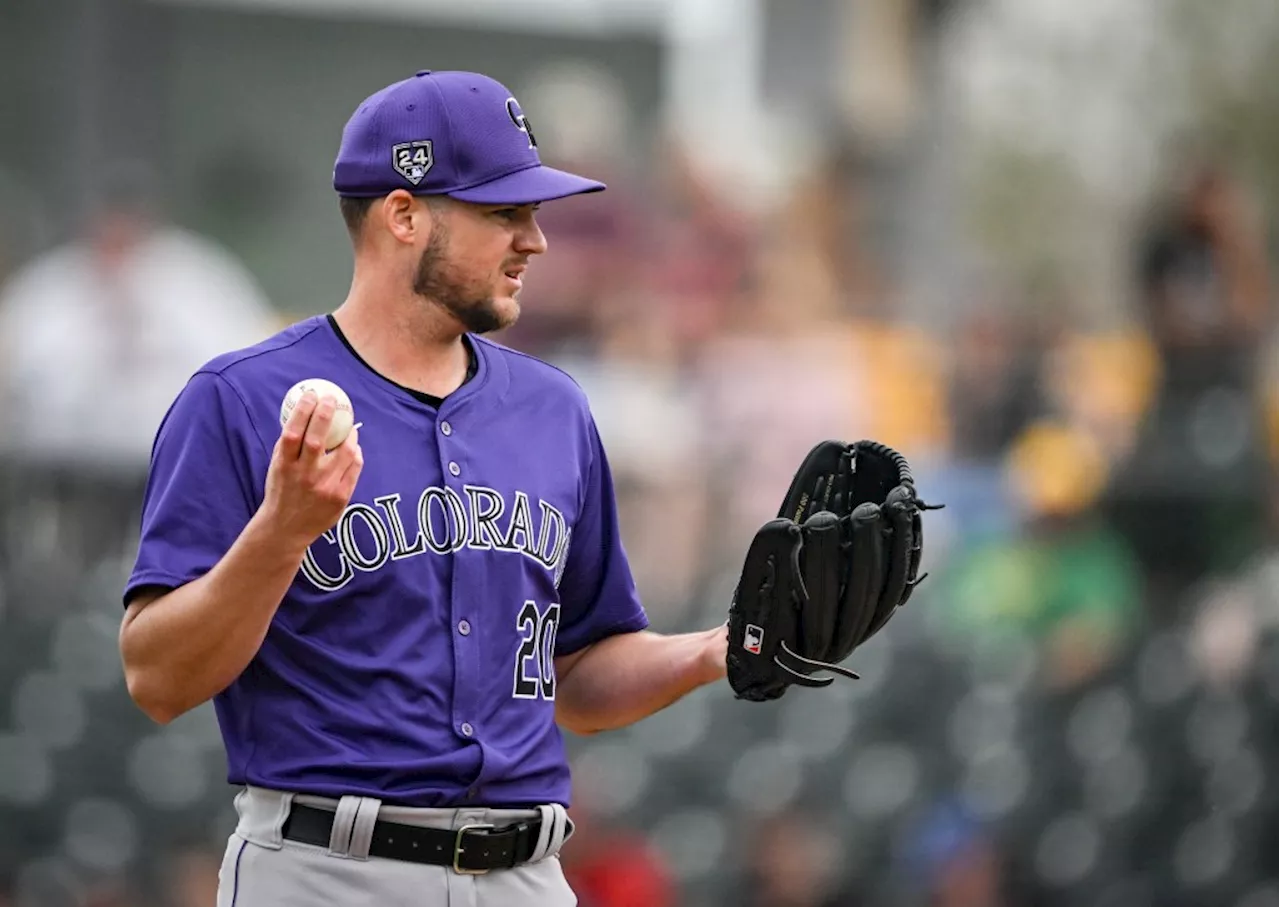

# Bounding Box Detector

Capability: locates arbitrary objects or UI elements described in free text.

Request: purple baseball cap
[333,70,606,205]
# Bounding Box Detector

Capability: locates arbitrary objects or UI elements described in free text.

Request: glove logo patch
[743,624,765,655]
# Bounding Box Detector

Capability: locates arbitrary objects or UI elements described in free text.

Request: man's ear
[379,190,432,245]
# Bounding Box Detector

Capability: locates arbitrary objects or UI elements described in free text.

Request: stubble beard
[412,225,517,335]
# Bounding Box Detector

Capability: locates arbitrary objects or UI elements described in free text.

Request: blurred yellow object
[1006,421,1109,517]
[1264,370,1278,464]
[1047,330,1162,460]
[845,320,951,454]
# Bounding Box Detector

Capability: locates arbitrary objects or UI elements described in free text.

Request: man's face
[412,198,548,334]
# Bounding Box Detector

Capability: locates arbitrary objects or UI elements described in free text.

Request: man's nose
[516,218,548,255]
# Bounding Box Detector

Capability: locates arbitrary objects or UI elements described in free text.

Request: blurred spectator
[948,303,1054,462]
[79,878,138,907]
[158,846,221,907]
[937,422,1144,690]
[1104,155,1275,600]
[695,315,870,564]
[561,805,676,907]
[896,800,1038,907]
[0,161,276,474]
[1136,156,1272,394]
[640,138,756,360]
[723,810,854,907]
[559,303,711,626]
[1040,328,1161,464]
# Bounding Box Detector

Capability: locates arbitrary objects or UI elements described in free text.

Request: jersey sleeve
[123,371,270,606]
[553,419,649,656]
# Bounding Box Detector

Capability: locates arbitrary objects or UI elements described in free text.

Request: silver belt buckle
[453,823,496,874]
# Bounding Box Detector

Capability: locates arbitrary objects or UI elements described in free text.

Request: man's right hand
[261,390,364,550]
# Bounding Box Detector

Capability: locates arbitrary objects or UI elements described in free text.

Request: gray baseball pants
[216,785,577,907]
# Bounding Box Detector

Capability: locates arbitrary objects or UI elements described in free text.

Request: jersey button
[448,461,461,476]
[460,722,474,738]
[440,421,453,436]
[458,620,471,636]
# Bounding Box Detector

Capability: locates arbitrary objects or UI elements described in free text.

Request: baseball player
[119,70,732,906]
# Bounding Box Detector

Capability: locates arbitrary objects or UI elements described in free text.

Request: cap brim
[446,164,606,205]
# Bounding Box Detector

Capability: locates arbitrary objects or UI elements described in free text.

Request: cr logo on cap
[506,98,537,150]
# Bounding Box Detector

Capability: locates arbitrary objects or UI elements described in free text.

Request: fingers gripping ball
[280,379,355,451]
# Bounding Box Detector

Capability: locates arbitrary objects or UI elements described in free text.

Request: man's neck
[331,292,471,399]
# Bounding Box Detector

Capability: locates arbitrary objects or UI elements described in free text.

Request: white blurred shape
[965,633,1037,692]
[127,733,209,809]
[12,671,85,750]
[843,743,920,820]
[13,857,83,907]
[779,688,856,760]
[1066,686,1131,766]
[62,798,139,872]
[0,733,53,804]
[648,809,727,880]
[1094,877,1154,907]
[570,743,650,817]
[1174,816,1235,886]
[846,639,892,698]
[1237,884,1279,907]
[1208,750,1263,817]
[163,702,225,752]
[1136,632,1193,705]
[663,0,774,197]
[1084,746,1146,819]
[51,613,123,692]
[727,741,804,814]
[78,558,133,614]
[948,684,1018,761]
[520,62,630,163]
[1189,389,1251,468]
[631,693,707,758]
[1185,694,1248,764]
[961,744,1029,819]
[1035,812,1100,886]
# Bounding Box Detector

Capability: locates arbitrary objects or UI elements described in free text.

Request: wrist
[248,506,317,561]
[699,624,729,685]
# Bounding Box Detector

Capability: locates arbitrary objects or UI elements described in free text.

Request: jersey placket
[439,412,485,779]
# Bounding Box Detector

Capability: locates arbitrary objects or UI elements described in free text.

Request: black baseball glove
[726,440,940,702]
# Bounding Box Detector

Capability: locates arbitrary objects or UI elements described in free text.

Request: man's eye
[493,206,539,220]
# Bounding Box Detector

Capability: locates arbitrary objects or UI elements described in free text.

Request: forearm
[120,509,309,723]
[555,625,727,735]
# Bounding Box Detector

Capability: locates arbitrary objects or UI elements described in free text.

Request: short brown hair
[339,194,449,239]
[339,196,379,238]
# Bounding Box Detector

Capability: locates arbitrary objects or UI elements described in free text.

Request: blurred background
[0,0,1276,904]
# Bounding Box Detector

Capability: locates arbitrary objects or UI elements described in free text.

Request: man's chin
[491,296,522,329]
[463,301,520,335]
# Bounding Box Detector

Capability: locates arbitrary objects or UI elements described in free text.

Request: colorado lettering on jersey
[300,483,572,592]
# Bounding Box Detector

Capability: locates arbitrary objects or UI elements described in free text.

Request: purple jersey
[125,315,648,807]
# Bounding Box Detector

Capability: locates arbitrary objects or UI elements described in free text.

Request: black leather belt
[281,803,541,873]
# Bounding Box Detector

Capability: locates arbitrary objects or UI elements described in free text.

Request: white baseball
[280,378,356,451]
